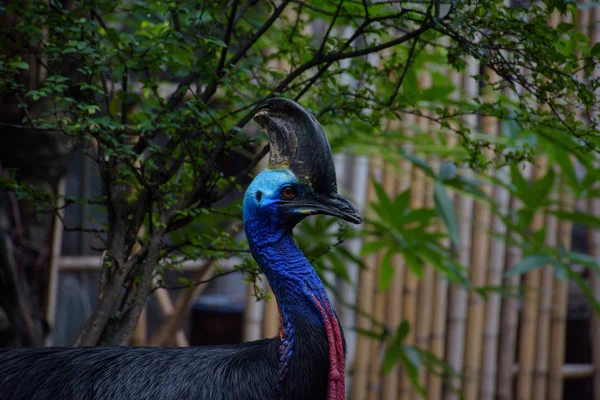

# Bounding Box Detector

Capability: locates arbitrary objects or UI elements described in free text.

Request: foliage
[2,0,600,396]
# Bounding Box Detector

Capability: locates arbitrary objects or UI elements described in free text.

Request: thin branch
[317,0,345,56]
[386,37,420,107]
[54,210,107,233]
[217,0,240,72]
[156,268,240,291]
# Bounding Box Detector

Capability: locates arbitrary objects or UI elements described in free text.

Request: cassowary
[0,98,363,400]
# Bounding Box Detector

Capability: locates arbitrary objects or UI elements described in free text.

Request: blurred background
[1,0,600,399]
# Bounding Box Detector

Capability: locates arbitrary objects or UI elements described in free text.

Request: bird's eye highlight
[280,186,296,200]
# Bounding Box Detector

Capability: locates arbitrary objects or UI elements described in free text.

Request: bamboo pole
[586,5,600,399]
[462,66,498,400]
[398,113,423,400]
[263,284,280,338]
[479,166,510,400]
[532,188,559,400]
[367,162,398,400]
[497,162,533,400]
[243,279,266,341]
[479,77,511,400]
[343,154,369,397]
[515,158,548,400]
[380,121,410,400]
[154,285,188,346]
[546,7,589,397]
[444,54,479,400]
[427,64,462,400]
[351,158,383,400]
[589,196,600,400]
[147,260,215,346]
[548,185,573,400]
[45,178,67,346]
[413,73,436,399]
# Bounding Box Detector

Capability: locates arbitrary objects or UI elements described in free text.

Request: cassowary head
[243,98,363,228]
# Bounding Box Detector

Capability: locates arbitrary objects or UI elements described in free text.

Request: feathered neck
[244,218,345,400]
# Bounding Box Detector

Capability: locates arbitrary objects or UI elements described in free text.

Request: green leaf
[505,254,555,277]
[10,61,29,70]
[552,150,579,193]
[361,240,387,256]
[378,249,395,291]
[530,168,556,207]
[549,211,600,229]
[434,181,460,246]
[510,164,530,198]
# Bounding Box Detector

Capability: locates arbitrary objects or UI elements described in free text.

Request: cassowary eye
[280,186,296,200]
[256,191,262,202]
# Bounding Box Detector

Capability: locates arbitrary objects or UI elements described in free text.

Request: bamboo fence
[42,3,600,400]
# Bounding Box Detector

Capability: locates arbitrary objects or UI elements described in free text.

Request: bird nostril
[256,191,262,202]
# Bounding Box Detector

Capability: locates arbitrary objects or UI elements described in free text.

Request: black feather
[0,316,333,400]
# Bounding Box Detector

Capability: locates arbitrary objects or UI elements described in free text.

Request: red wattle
[313,295,346,400]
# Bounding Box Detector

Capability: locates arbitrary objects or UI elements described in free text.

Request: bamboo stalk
[398,113,423,400]
[427,65,462,400]
[589,197,600,400]
[479,73,511,400]
[444,55,479,400]
[479,164,510,400]
[263,284,280,338]
[342,154,370,394]
[367,162,398,400]
[351,158,383,400]
[463,66,498,400]
[147,261,215,346]
[586,4,600,399]
[243,279,266,342]
[548,185,573,400]
[45,178,67,346]
[497,162,533,400]
[413,74,436,399]
[414,182,435,399]
[532,190,559,400]
[154,284,189,346]
[379,134,409,398]
[515,158,548,400]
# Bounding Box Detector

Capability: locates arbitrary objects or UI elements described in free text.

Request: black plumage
[0,316,330,400]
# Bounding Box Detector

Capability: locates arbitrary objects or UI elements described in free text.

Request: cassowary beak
[253,98,363,225]
[300,192,364,225]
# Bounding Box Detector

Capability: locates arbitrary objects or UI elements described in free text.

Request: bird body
[0,99,362,400]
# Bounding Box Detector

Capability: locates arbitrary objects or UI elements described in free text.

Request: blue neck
[245,219,328,324]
